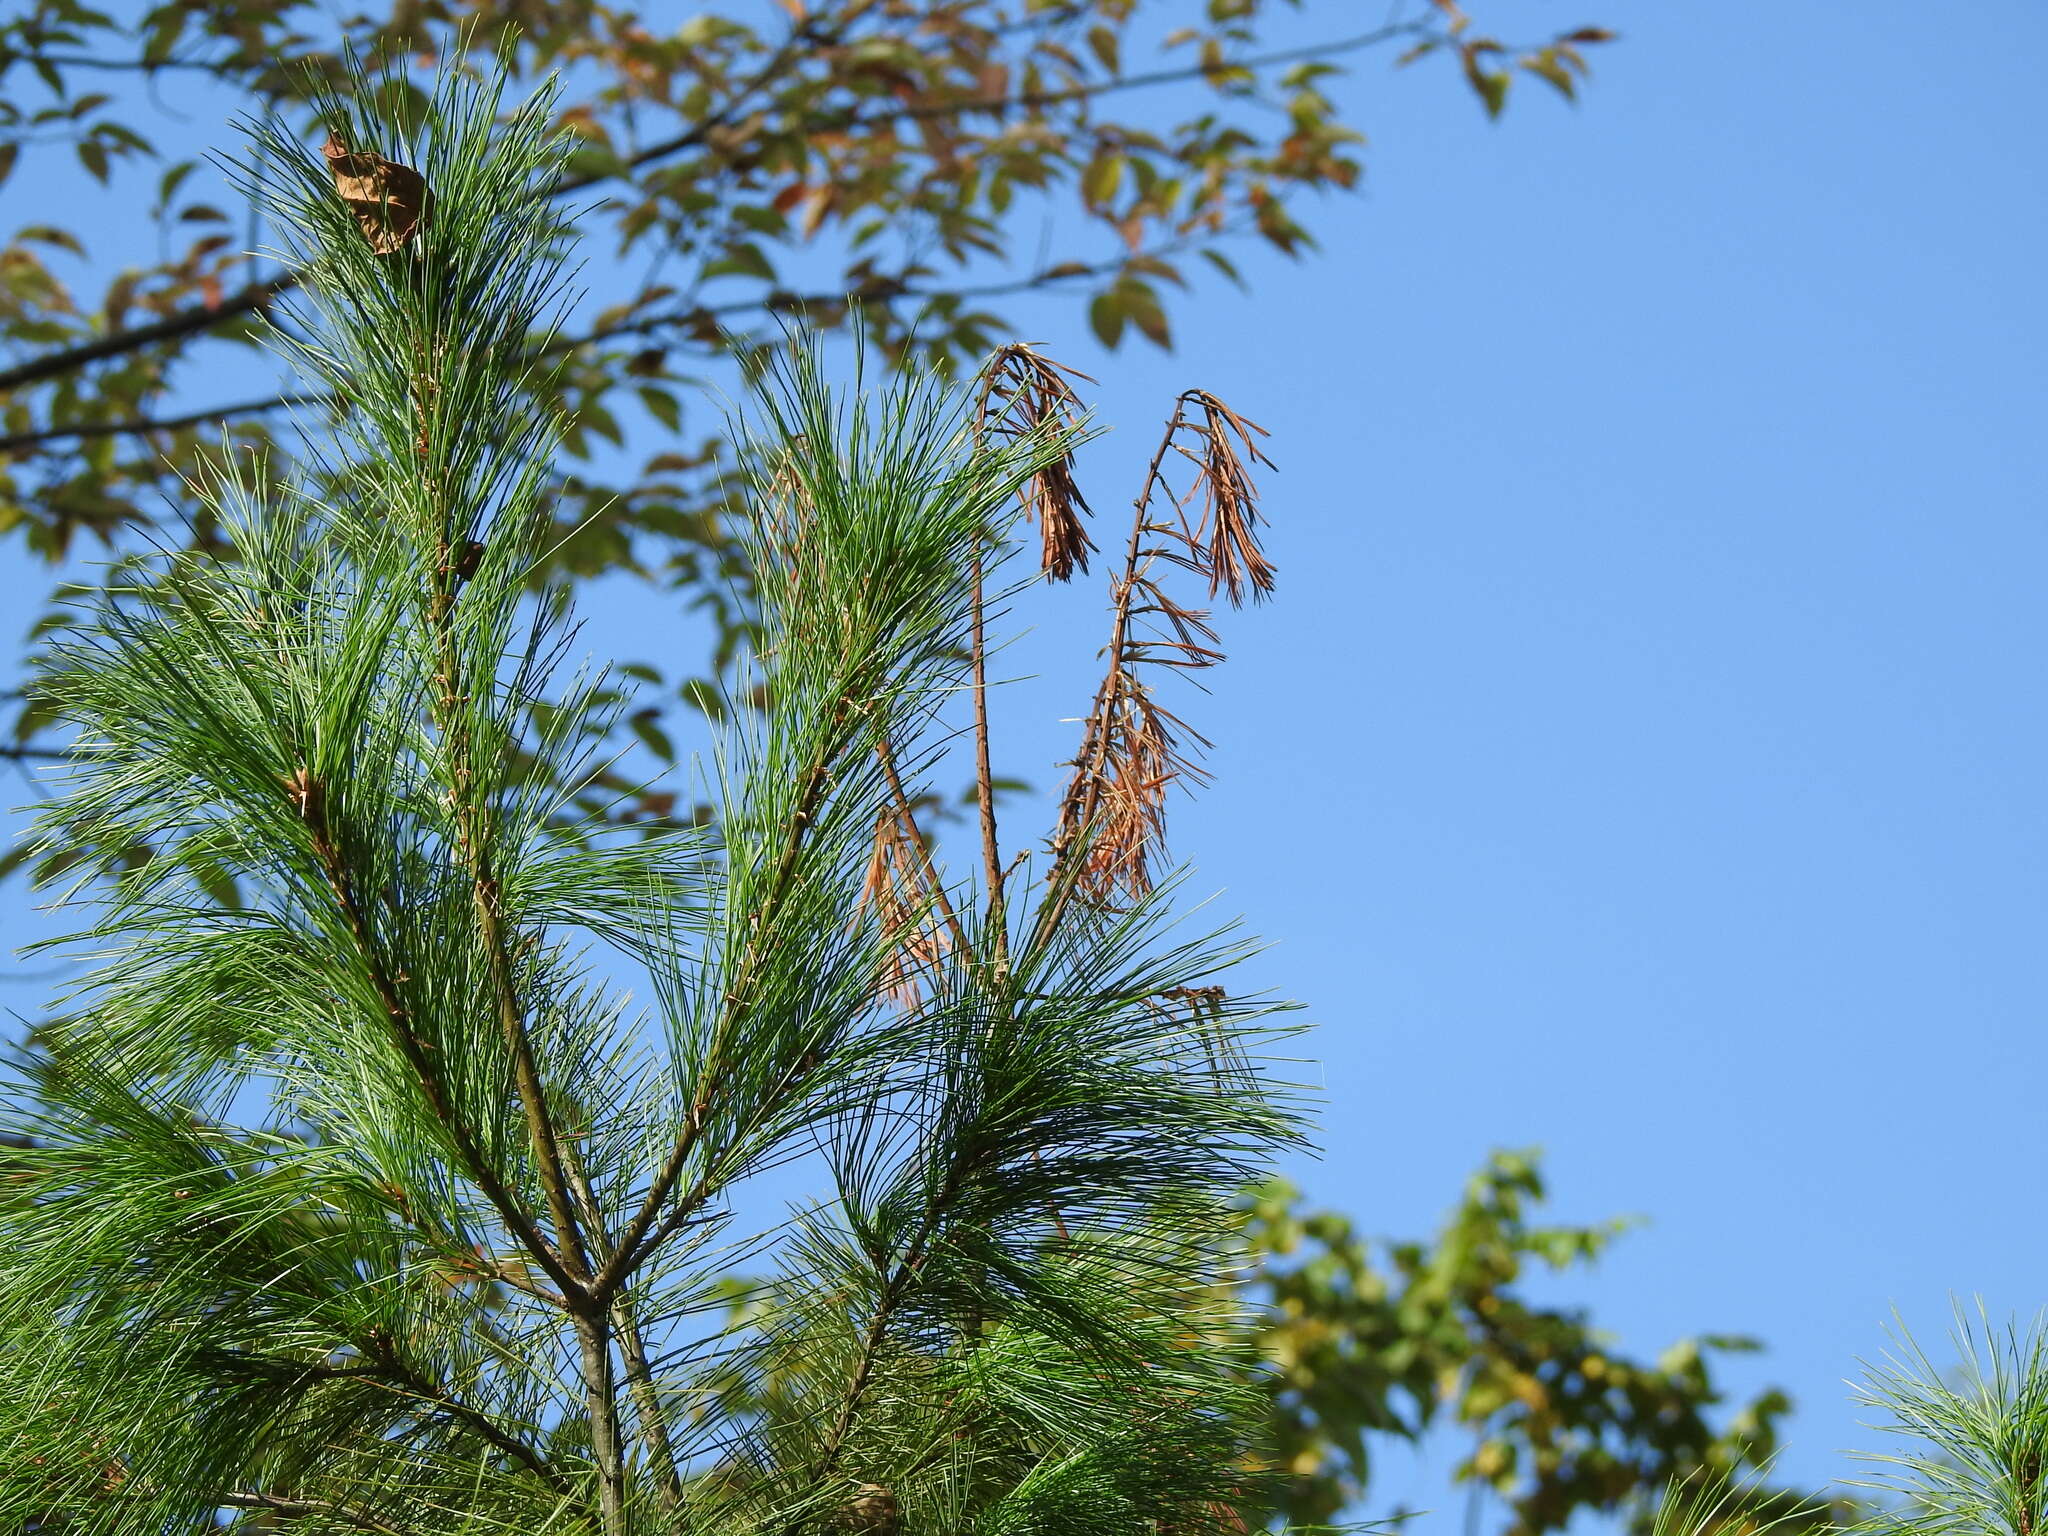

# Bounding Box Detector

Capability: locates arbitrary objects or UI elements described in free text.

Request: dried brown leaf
[322,132,433,255]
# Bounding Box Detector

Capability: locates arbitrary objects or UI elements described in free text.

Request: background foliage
[1242,1155,1824,1534]
[0,0,1612,725]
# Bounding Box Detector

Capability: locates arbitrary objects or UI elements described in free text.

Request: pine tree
[0,64,1303,1536]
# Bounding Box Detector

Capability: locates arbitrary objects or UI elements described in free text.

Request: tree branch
[3,53,239,73]
[560,1137,686,1508]
[0,250,1143,453]
[0,393,322,453]
[0,281,285,395]
[214,1492,417,1536]
[329,1356,577,1499]
[297,802,586,1303]
[0,20,1424,402]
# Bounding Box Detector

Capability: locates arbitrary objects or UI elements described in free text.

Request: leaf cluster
[1238,1151,1829,1535]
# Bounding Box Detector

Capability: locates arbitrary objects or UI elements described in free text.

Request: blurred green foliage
[1241,1151,1825,1533]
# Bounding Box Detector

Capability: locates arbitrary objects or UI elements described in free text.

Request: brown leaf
[837,1484,900,1534]
[321,132,433,255]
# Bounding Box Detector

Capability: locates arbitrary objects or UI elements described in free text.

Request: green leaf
[1200,249,1244,289]
[1086,25,1121,75]
[637,386,681,432]
[700,241,777,282]
[1522,51,1578,101]
[141,7,188,63]
[627,708,674,760]
[21,225,85,254]
[155,158,194,205]
[1083,153,1124,209]
[1088,289,1126,349]
[1463,52,1512,119]
[1119,279,1170,350]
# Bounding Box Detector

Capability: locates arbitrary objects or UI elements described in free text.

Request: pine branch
[364,1357,576,1498]
[294,789,585,1300]
[562,1135,686,1508]
[0,393,322,452]
[420,407,593,1288]
[590,721,848,1300]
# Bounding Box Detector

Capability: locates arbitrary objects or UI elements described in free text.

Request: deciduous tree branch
[0,20,1421,401]
[0,246,1170,453]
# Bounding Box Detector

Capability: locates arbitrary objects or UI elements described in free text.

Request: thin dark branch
[0,280,287,395]
[0,250,1144,453]
[0,393,322,452]
[1,52,234,73]
[214,1492,416,1536]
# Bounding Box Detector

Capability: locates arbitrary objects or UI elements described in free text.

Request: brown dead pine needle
[1174,391,1276,607]
[857,797,955,1010]
[1045,389,1274,915]
[975,344,1097,584]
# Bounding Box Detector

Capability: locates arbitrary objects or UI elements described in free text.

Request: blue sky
[3,0,2045,1524]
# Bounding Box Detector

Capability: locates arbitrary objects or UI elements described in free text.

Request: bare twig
[214,1492,417,1536]
[0,255,1128,454]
